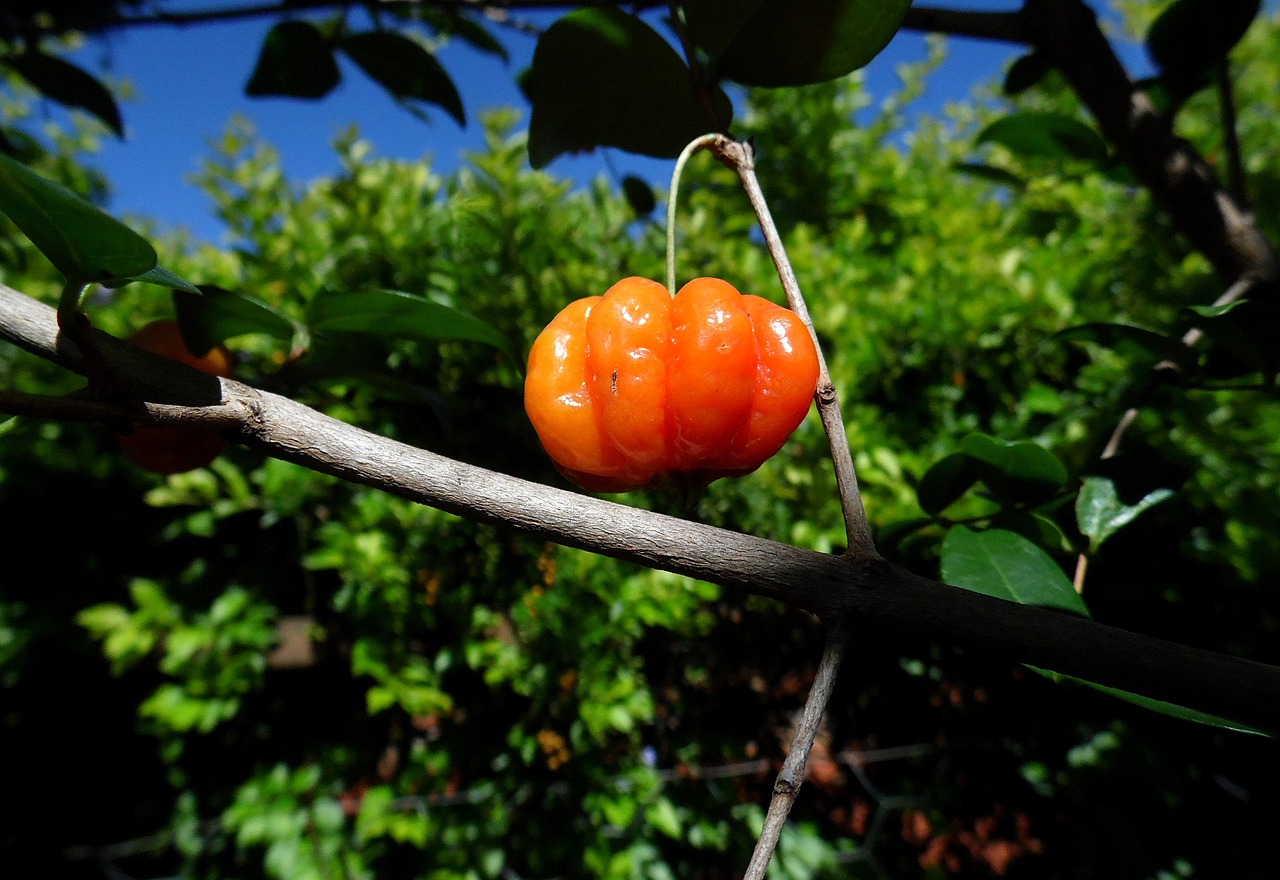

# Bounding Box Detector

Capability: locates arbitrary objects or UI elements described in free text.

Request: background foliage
[1,2,1279,878]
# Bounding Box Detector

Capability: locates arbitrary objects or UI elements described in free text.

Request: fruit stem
[666,133,721,296]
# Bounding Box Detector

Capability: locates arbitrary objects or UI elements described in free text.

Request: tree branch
[906,0,1278,293]
[3,281,1279,731]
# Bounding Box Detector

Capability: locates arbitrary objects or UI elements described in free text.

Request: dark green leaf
[525,8,732,168]
[307,288,511,356]
[418,9,509,63]
[2,51,124,138]
[684,0,912,87]
[959,433,1067,498]
[978,112,1108,163]
[941,526,1089,616]
[174,286,298,353]
[1055,322,1196,371]
[1032,668,1268,736]
[1184,300,1247,319]
[621,175,656,217]
[1002,51,1051,96]
[916,452,979,516]
[1076,476,1174,553]
[0,151,155,284]
[951,161,1025,190]
[246,20,341,99]
[339,32,465,127]
[1146,0,1259,102]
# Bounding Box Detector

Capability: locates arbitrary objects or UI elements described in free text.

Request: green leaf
[1002,51,1051,96]
[1146,0,1260,102]
[418,9,510,63]
[173,286,298,352]
[133,264,200,295]
[978,112,1108,163]
[941,526,1089,616]
[1076,476,1174,553]
[621,175,656,217]
[683,0,912,87]
[916,452,978,516]
[246,20,341,99]
[1032,668,1268,736]
[1055,322,1196,371]
[339,32,465,127]
[0,151,156,284]
[525,8,731,168]
[951,161,1025,190]
[307,288,512,356]
[958,433,1068,499]
[2,51,124,138]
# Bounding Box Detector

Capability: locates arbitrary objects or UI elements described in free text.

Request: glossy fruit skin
[525,276,820,492]
[117,319,234,474]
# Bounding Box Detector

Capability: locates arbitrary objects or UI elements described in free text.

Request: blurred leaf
[308,288,512,356]
[174,286,298,352]
[1184,300,1247,319]
[2,51,124,137]
[1076,476,1174,553]
[951,161,1025,190]
[684,0,912,87]
[1002,50,1051,96]
[339,31,465,126]
[1146,0,1260,102]
[525,8,731,168]
[246,20,341,99]
[621,175,656,217]
[978,112,1108,163]
[1055,322,1196,370]
[418,9,509,62]
[941,526,1089,616]
[0,150,155,284]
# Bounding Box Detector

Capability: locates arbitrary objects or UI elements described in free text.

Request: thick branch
[3,281,1279,731]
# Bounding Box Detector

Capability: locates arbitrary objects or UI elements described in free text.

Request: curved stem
[665,133,720,295]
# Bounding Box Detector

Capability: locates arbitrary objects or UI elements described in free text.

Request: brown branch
[3,281,1280,731]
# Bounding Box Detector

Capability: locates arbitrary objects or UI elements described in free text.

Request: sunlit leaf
[941,526,1088,616]
[246,20,341,99]
[684,0,912,87]
[339,31,464,126]
[978,112,1108,163]
[525,8,731,168]
[307,288,511,356]
[1076,476,1174,554]
[0,151,155,284]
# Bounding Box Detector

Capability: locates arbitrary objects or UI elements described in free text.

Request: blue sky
[56,1,1143,243]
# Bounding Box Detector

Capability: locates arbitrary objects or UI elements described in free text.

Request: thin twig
[709,135,877,559]
[742,618,851,880]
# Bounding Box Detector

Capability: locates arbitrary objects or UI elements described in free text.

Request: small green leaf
[133,264,200,295]
[339,31,465,126]
[0,151,156,284]
[1076,476,1174,553]
[307,288,511,355]
[2,51,124,137]
[1002,51,1052,96]
[941,526,1089,616]
[684,0,912,87]
[246,20,341,99]
[525,8,732,168]
[418,9,509,63]
[173,286,298,353]
[1184,300,1247,319]
[978,112,1108,163]
[621,175,656,217]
